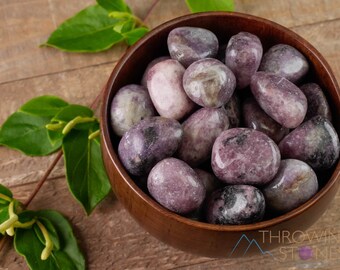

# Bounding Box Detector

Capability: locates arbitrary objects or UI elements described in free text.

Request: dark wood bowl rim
[101,11,340,232]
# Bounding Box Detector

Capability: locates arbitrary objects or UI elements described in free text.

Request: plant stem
[23,150,63,207]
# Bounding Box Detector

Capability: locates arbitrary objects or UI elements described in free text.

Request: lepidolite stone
[263,159,318,213]
[147,158,206,214]
[224,94,241,128]
[194,169,221,195]
[183,58,236,108]
[205,185,265,225]
[279,116,340,170]
[250,72,307,128]
[300,83,332,121]
[146,59,195,120]
[167,27,219,67]
[225,32,263,89]
[259,44,309,83]
[177,107,229,166]
[211,128,281,185]
[242,97,289,143]
[118,117,183,176]
[141,56,170,88]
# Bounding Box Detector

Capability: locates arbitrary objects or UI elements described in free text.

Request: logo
[229,229,340,263]
[229,234,273,257]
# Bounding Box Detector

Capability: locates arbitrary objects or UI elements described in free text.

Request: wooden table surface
[1,0,340,269]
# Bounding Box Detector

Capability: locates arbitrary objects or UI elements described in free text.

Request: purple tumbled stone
[242,97,289,143]
[118,117,183,176]
[279,116,340,170]
[225,32,263,89]
[205,185,265,225]
[110,84,155,137]
[262,159,318,213]
[177,107,229,166]
[259,44,309,83]
[183,58,236,108]
[194,169,221,195]
[211,128,281,185]
[250,72,307,129]
[167,27,218,67]
[147,158,206,214]
[300,83,332,122]
[224,94,241,128]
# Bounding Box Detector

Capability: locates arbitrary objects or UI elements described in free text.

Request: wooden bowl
[100,12,340,258]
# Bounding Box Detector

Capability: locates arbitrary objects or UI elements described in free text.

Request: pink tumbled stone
[146,59,195,120]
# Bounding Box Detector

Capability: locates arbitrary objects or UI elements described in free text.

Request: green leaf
[0,112,62,156]
[42,5,125,52]
[123,27,149,45]
[52,105,94,123]
[17,211,36,224]
[0,184,13,204]
[113,19,135,33]
[62,125,111,214]
[34,217,61,250]
[14,210,85,270]
[20,96,69,118]
[96,0,131,13]
[51,104,95,132]
[0,206,9,226]
[48,130,64,146]
[185,0,234,12]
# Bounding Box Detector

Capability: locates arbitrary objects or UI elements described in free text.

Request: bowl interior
[102,12,340,232]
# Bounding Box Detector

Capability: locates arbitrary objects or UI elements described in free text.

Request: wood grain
[0,0,340,269]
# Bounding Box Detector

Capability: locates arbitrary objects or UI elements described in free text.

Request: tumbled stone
[279,116,340,170]
[146,59,195,120]
[147,158,206,214]
[211,128,281,185]
[263,159,318,213]
[250,72,307,128]
[225,32,263,89]
[183,58,236,108]
[205,185,265,225]
[177,107,229,166]
[300,83,332,121]
[167,26,218,67]
[224,94,241,128]
[259,44,309,83]
[118,117,183,176]
[242,97,289,143]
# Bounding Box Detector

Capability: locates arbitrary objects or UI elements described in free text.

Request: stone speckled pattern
[279,116,340,170]
[205,185,265,225]
[225,32,263,89]
[147,158,206,214]
[110,84,156,137]
[242,97,289,143]
[167,26,218,67]
[211,128,281,185]
[118,117,183,176]
[259,44,309,83]
[300,83,332,121]
[250,71,307,128]
[146,59,195,120]
[224,94,241,128]
[263,159,318,213]
[177,107,229,166]
[183,58,236,108]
